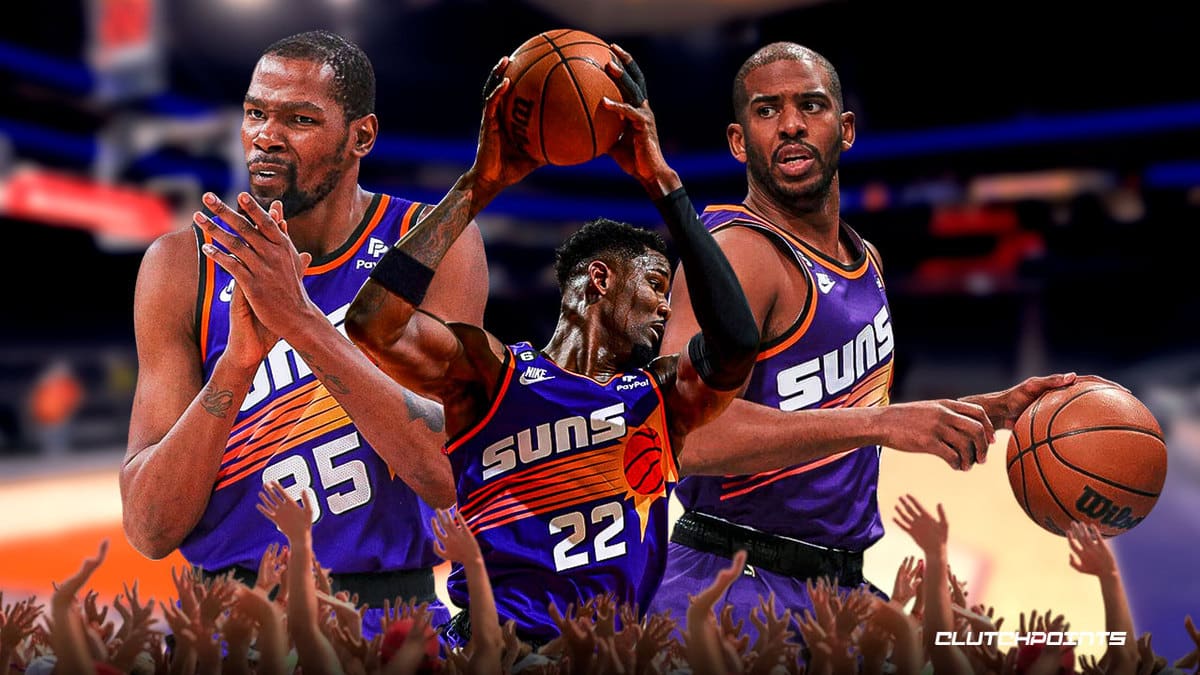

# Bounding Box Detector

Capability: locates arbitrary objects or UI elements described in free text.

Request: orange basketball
[1006,381,1167,537]
[623,427,665,496]
[500,29,624,166]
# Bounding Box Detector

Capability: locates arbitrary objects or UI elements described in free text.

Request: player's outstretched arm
[958,373,1122,430]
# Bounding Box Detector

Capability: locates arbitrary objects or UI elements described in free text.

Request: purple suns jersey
[445,342,678,641]
[674,205,894,551]
[181,193,440,573]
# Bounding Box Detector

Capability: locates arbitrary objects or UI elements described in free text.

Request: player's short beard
[627,343,657,370]
[253,167,343,219]
[747,137,840,211]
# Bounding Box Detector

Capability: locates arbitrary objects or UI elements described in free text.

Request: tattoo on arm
[402,185,473,268]
[201,386,235,418]
[296,350,350,395]
[402,388,445,434]
[324,375,349,395]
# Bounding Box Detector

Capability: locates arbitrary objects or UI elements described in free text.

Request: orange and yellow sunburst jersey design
[444,342,677,644]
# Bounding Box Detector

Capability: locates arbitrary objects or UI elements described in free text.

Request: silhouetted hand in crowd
[870,600,935,675]
[50,540,110,675]
[894,493,973,675]
[382,609,437,675]
[685,550,747,675]
[891,556,923,610]
[0,592,44,675]
[1067,520,1139,674]
[257,480,341,675]
[746,592,797,675]
[432,506,503,675]
[256,541,289,604]
[1174,615,1200,673]
[547,601,599,675]
[231,584,288,675]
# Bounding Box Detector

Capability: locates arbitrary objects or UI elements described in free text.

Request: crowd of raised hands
[3,488,1199,675]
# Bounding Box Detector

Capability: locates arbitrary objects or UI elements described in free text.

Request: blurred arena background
[1,0,1198,660]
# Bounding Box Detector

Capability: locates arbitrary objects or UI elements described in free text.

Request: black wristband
[368,247,435,307]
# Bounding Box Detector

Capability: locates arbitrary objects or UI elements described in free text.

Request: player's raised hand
[468,56,543,196]
[256,480,315,539]
[601,45,676,195]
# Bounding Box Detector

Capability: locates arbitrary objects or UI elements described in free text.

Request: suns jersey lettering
[446,343,677,642]
[183,194,438,573]
[673,205,894,551]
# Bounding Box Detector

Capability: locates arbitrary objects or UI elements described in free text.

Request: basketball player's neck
[286,183,374,258]
[543,314,623,383]
[745,173,845,261]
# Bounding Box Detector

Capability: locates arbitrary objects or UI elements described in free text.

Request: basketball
[500,29,625,166]
[623,427,665,496]
[1006,381,1167,538]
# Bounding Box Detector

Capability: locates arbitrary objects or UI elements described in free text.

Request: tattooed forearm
[401,181,476,268]
[324,375,349,394]
[401,388,445,433]
[201,385,235,418]
[296,350,350,394]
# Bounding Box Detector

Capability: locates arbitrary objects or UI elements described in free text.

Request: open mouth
[774,144,815,175]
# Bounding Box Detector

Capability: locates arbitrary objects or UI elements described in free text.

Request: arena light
[0,167,174,245]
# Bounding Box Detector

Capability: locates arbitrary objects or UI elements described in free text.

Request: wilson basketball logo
[623,427,665,496]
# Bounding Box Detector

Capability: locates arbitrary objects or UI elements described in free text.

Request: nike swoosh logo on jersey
[219,280,235,302]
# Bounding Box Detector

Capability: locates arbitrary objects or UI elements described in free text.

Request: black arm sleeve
[653,187,760,391]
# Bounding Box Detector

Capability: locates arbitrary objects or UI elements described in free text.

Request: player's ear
[587,260,612,297]
[727,122,747,164]
[840,110,855,150]
[352,113,379,156]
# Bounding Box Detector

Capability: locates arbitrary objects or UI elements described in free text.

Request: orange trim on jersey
[755,296,818,362]
[460,445,618,515]
[704,204,870,279]
[398,201,423,238]
[720,449,858,500]
[304,194,393,275]
[197,229,216,361]
[705,208,819,363]
[227,380,325,445]
[646,374,678,477]
[818,366,892,410]
[864,245,887,290]
[444,353,516,455]
[218,398,346,478]
[215,409,352,490]
[221,392,341,470]
[467,469,624,529]
[468,469,627,532]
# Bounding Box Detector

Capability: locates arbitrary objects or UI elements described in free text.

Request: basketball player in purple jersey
[646,43,1111,642]
[340,52,759,646]
[122,31,484,637]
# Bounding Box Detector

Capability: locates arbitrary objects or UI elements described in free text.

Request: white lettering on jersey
[775,306,894,411]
